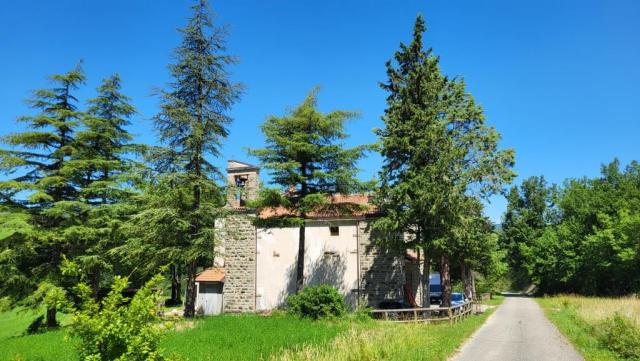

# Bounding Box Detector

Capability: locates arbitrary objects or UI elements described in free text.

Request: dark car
[429,283,442,305]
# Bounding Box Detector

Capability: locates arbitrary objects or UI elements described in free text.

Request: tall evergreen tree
[249,88,368,292]
[373,15,515,306]
[63,74,140,297]
[0,67,85,326]
[153,0,241,317]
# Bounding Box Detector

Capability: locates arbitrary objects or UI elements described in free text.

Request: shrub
[68,275,172,361]
[287,285,347,320]
[598,313,640,359]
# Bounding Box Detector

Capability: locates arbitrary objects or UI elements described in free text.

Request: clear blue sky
[1,0,639,222]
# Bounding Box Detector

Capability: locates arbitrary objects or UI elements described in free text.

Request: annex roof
[195,267,225,283]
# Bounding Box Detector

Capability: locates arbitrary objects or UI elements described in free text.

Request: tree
[63,74,140,298]
[153,0,241,317]
[248,88,368,292]
[523,160,640,295]
[373,15,515,307]
[499,176,554,289]
[0,66,86,327]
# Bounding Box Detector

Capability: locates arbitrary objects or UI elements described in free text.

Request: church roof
[259,194,378,219]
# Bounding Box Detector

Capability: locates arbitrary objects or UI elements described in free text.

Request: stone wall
[222,213,257,312]
[357,220,405,308]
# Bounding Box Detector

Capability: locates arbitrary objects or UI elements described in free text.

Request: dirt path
[450,296,583,361]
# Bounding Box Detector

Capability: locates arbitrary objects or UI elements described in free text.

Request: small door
[197,282,223,315]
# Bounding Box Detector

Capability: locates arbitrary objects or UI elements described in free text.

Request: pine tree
[373,15,515,307]
[248,88,368,292]
[153,0,241,317]
[0,66,85,326]
[63,74,140,298]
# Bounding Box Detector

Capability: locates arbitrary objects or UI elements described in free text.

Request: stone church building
[197,160,419,314]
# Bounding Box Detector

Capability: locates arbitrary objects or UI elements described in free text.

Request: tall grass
[538,295,640,361]
[271,310,498,361]
[550,295,640,327]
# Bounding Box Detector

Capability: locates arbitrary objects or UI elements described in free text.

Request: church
[194,160,421,315]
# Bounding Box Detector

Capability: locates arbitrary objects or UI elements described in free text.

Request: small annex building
[195,267,224,315]
[197,160,422,314]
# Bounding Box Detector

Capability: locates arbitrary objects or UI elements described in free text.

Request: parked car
[451,292,468,306]
[429,283,442,305]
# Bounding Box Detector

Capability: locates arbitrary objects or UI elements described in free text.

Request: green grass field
[0,302,501,361]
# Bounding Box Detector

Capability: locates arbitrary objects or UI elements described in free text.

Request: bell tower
[226,160,260,208]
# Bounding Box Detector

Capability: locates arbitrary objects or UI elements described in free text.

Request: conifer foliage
[373,15,515,306]
[249,88,368,292]
[0,67,86,327]
[152,0,241,317]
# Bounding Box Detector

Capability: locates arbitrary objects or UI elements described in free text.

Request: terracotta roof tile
[195,267,224,282]
[259,194,377,219]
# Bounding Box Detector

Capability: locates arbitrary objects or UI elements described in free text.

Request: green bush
[598,313,640,359]
[68,275,173,361]
[287,285,347,320]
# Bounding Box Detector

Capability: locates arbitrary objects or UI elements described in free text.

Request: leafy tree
[524,160,640,295]
[68,275,170,361]
[153,0,241,317]
[373,15,515,306]
[0,67,86,327]
[499,176,555,289]
[249,88,368,292]
[451,198,505,300]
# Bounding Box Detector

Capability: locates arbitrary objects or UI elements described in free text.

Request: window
[329,226,339,236]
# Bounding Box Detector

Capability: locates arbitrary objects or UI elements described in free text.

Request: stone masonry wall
[357,220,405,308]
[223,213,256,312]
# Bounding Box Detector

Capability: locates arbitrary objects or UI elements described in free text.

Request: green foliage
[68,275,170,361]
[150,0,241,317]
[373,15,514,305]
[248,88,369,291]
[0,67,88,326]
[598,313,640,359]
[287,284,347,320]
[519,160,640,295]
[499,176,555,289]
[248,88,369,218]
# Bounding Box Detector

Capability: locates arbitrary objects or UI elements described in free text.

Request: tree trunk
[440,254,452,307]
[183,260,198,318]
[46,307,57,328]
[462,263,475,301]
[295,223,306,293]
[171,264,182,304]
[91,269,100,300]
[422,253,431,307]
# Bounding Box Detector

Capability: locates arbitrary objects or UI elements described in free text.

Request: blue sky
[1,0,639,222]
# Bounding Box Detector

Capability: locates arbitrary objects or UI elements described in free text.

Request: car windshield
[452,294,464,301]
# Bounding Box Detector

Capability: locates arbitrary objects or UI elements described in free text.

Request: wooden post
[414,310,417,322]
[448,307,452,324]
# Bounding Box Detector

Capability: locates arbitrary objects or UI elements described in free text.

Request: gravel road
[450,296,584,361]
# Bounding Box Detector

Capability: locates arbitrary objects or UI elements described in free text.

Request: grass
[479,294,504,306]
[0,309,75,361]
[537,295,640,361]
[161,313,351,360]
[0,302,500,361]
